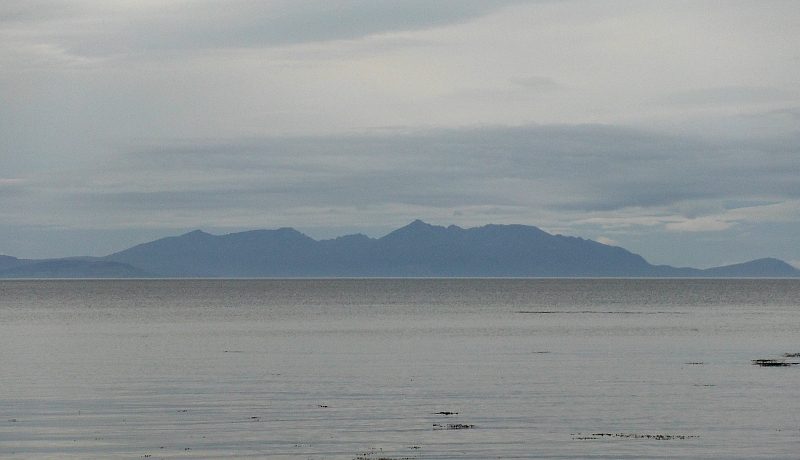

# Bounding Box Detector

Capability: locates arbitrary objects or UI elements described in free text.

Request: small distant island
[1,220,798,278]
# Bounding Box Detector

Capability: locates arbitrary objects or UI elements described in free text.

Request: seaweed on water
[355,456,414,460]
[355,457,414,460]
[752,359,799,367]
[574,433,698,441]
[354,447,415,460]
[448,424,474,429]
[433,423,474,430]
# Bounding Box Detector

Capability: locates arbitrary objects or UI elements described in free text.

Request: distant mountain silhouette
[89,220,799,278]
[2,221,798,278]
[0,258,152,278]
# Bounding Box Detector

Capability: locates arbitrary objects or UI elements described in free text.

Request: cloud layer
[5,125,798,230]
[1,1,799,266]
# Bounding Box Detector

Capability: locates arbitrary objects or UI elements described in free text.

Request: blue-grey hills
[1,220,798,278]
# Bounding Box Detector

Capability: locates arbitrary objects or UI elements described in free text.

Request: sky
[1,0,799,268]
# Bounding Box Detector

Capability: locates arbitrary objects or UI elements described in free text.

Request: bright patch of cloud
[595,236,618,246]
[666,217,732,232]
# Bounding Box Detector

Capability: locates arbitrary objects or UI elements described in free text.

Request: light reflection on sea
[1,279,799,459]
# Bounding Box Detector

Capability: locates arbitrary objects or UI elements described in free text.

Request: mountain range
[1,220,798,278]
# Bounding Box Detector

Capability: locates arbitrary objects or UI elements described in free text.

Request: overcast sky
[1,0,799,268]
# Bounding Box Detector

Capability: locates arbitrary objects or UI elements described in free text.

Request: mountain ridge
[1,221,798,278]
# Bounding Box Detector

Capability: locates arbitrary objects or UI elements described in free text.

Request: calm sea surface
[1,279,799,459]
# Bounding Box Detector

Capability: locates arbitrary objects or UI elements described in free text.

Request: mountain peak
[180,229,212,239]
[407,219,433,228]
[380,220,447,243]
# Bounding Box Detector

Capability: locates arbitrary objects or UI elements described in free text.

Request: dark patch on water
[752,359,799,367]
[433,423,474,430]
[573,432,698,440]
[355,447,416,460]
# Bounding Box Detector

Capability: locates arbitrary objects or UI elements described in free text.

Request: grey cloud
[0,1,75,23]
[82,125,800,216]
[512,76,562,91]
[50,0,535,56]
[86,171,503,214]
[722,200,781,211]
[657,86,796,107]
[765,108,800,120]
[0,179,26,198]
[84,141,507,213]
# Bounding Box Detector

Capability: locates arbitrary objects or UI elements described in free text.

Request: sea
[1,279,799,459]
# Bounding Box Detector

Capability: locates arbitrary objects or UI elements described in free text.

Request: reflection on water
[1,279,799,459]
